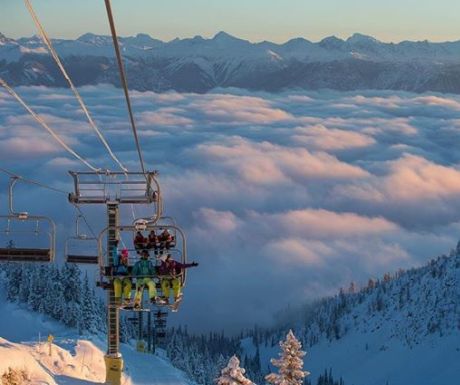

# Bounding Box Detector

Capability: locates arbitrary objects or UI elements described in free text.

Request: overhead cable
[103,0,147,175]
[24,0,128,173]
[0,78,99,172]
[0,166,67,194]
[0,167,98,239]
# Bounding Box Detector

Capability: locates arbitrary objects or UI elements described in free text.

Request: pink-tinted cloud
[265,238,330,267]
[139,108,193,126]
[197,137,369,184]
[0,137,61,159]
[190,94,293,124]
[291,124,375,150]
[413,95,460,110]
[337,154,460,203]
[250,208,398,238]
[193,208,240,233]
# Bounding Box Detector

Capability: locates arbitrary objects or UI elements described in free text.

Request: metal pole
[104,203,123,385]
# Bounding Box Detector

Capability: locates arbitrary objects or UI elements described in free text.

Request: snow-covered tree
[265,330,310,385]
[216,355,254,385]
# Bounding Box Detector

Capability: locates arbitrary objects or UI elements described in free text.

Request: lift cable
[24,0,128,173]
[103,0,147,176]
[0,167,98,239]
[24,0,140,220]
[0,78,99,172]
[0,166,67,195]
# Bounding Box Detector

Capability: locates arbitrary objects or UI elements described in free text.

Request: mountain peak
[347,33,379,45]
[212,31,239,41]
[319,35,345,49]
[0,33,13,45]
[77,33,111,45]
[135,33,153,40]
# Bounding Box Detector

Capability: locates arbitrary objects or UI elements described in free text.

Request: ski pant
[113,277,132,301]
[134,278,157,304]
[161,277,181,299]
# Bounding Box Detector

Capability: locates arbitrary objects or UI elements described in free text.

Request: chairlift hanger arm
[8,177,23,216]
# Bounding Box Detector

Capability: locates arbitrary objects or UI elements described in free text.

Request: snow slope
[0,299,193,385]
[258,326,459,385]
[246,252,460,385]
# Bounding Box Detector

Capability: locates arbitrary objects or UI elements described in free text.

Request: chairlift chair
[0,177,55,262]
[97,222,187,311]
[65,214,99,264]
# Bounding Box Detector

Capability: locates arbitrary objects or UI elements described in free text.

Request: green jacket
[132,259,155,277]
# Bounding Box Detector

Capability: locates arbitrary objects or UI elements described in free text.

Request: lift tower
[68,171,160,385]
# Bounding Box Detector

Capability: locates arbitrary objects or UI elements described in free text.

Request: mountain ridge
[2,31,460,93]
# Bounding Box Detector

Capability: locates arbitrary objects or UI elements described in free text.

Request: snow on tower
[265,330,310,385]
[216,355,254,385]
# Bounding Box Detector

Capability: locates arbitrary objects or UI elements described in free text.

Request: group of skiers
[134,228,175,255]
[111,236,198,311]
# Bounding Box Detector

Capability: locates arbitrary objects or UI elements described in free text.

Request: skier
[132,250,162,308]
[113,248,132,306]
[159,228,174,253]
[133,231,148,252]
[158,254,198,308]
[147,230,160,255]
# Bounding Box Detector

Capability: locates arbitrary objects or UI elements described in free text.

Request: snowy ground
[255,323,460,385]
[0,300,192,385]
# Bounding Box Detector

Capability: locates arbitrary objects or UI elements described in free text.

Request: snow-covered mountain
[241,248,460,385]
[2,32,460,93]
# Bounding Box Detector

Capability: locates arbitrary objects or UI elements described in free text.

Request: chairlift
[0,177,55,262]
[65,214,99,264]
[97,222,187,311]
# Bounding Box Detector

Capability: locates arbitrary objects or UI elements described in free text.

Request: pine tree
[265,330,310,385]
[215,355,254,385]
[80,273,100,334]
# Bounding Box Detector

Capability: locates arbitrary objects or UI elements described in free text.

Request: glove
[192,261,199,267]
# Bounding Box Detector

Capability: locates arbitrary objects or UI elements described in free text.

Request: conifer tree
[266,330,310,385]
[216,355,254,385]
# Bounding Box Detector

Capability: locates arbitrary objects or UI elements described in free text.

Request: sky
[2,86,460,332]
[1,0,460,43]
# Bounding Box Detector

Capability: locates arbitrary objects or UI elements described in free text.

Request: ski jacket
[158,260,195,276]
[111,247,130,276]
[148,233,159,247]
[134,234,147,248]
[132,259,156,277]
[113,259,130,276]
[160,231,173,242]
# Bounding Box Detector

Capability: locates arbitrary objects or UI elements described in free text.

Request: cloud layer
[1,85,460,332]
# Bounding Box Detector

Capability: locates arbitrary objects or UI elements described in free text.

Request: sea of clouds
[1,85,460,332]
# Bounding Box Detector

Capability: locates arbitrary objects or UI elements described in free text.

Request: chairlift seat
[0,247,51,262]
[66,255,99,264]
